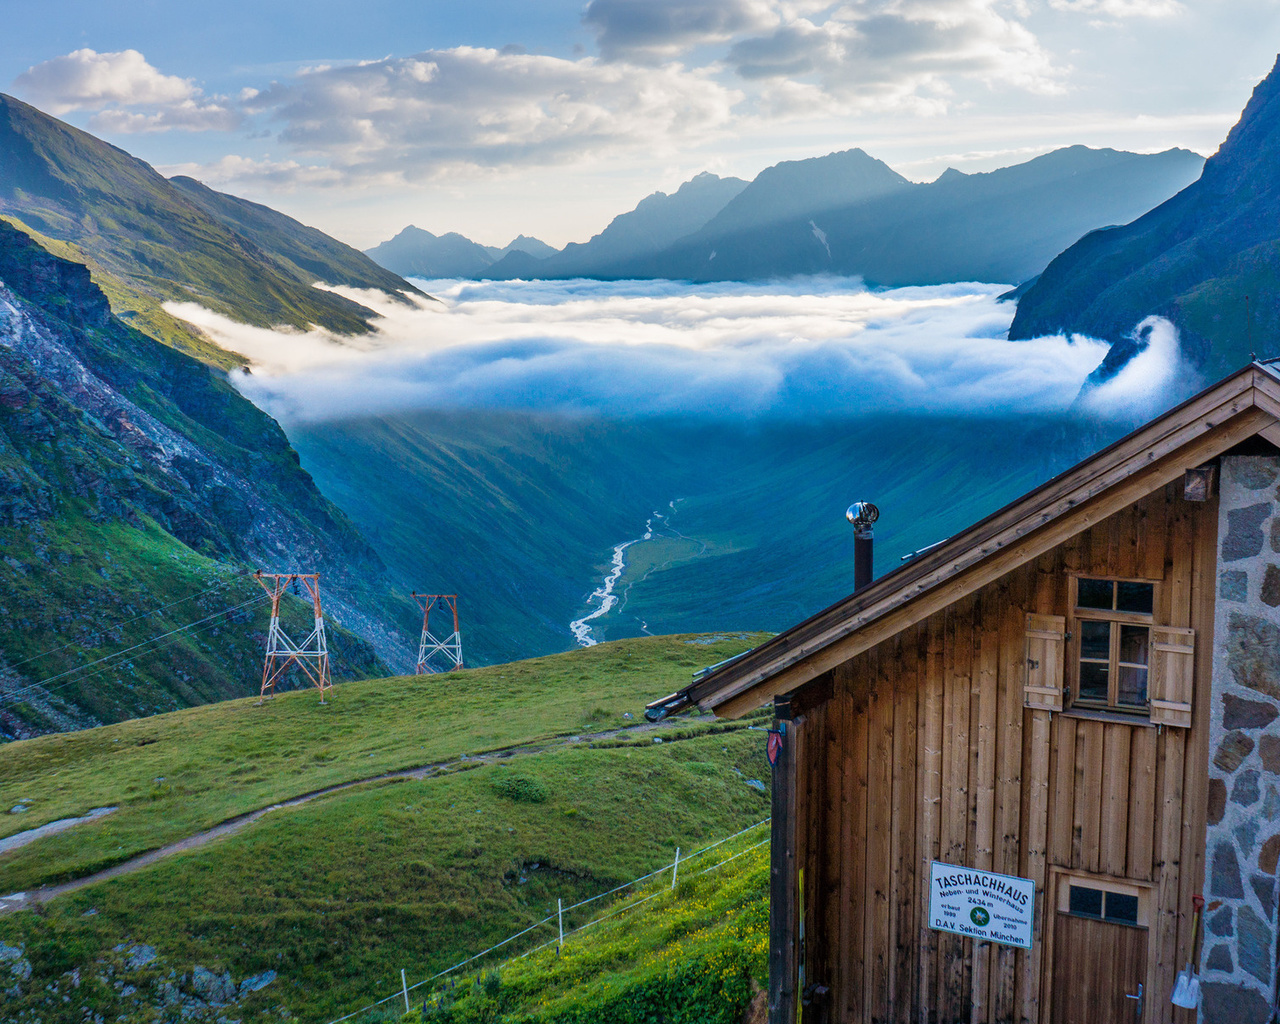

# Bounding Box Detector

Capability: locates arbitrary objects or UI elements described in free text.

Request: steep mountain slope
[627,146,1203,284]
[0,94,417,366]
[0,221,414,740]
[166,175,422,298]
[1009,58,1280,379]
[483,172,749,279]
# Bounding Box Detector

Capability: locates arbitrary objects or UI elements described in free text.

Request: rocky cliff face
[0,221,414,740]
[1009,57,1280,381]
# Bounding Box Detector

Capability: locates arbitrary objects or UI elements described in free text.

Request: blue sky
[3,1,1278,249]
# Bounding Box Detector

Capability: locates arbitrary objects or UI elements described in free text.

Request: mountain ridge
[0,93,420,367]
[483,170,750,279]
[1008,56,1280,379]
[378,145,1203,287]
[616,145,1204,285]
[365,225,559,279]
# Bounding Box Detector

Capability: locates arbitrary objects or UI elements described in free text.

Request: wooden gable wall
[789,481,1217,1024]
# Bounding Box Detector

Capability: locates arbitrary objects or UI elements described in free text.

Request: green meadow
[0,634,768,893]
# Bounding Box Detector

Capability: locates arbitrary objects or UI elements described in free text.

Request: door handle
[1124,982,1143,1019]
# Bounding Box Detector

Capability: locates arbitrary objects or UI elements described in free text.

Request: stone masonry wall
[1201,455,1280,1023]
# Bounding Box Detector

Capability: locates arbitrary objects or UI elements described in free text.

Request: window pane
[1117,581,1154,614]
[1104,892,1139,924]
[1080,620,1111,660]
[1079,661,1109,702]
[1078,578,1114,610]
[1119,625,1150,666]
[1070,886,1104,918]
[1118,666,1148,707]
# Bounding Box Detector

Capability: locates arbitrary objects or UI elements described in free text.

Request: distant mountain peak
[500,234,557,259]
[693,147,911,238]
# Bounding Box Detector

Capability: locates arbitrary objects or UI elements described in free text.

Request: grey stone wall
[1201,455,1280,1023]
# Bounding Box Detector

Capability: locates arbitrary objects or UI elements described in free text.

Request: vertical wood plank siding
[792,483,1213,1024]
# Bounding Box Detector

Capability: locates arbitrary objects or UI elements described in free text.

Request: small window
[1057,875,1149,928]
[1068,885,1103,917]
[1070,578,1156,714]
[1066,885,1140,924]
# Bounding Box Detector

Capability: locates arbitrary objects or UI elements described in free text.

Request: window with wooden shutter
[1068,577,1160,716]
[1025,613,1066,711]
[1149,627,1195,728]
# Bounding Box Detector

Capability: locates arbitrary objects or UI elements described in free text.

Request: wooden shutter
[1150,627,1195,727]
[1024,613,1066,711]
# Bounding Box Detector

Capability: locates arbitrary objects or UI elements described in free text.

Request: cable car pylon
[254,571,332,703]
[412,593,463,673]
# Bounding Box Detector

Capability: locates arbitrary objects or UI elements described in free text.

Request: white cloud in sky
[13,48,238,132]
[162,154,346,189]
[584,0,780,62]
[1048,0,1184,18]
[237,48,742,182]
[727,1,1065,113]
[10,0,1080,183]
[159,278,1152,424]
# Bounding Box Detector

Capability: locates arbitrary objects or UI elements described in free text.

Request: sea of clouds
[165,277,1187,424]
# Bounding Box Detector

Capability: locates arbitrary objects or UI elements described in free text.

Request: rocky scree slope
[1008,56,1280,381]
[0,221,413,740]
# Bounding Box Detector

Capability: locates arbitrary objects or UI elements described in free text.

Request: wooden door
[1051,912,1148,1024]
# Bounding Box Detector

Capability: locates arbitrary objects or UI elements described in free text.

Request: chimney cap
[846,501,879,527]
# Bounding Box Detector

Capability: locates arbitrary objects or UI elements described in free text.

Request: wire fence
[325,817,773,1024]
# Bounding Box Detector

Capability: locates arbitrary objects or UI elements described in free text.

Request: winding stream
[569,511,663,646]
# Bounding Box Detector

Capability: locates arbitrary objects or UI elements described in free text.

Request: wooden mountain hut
[647,362,1280,1024]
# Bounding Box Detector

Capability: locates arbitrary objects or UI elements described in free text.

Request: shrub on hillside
[491,773,550,804]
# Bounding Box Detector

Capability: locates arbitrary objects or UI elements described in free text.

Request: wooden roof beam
[709,403,1277,718]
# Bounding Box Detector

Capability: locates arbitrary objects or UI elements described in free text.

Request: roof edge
[681,363,1279,718]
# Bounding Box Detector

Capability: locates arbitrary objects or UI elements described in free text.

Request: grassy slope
[0,213,238,368]
[0,93,413,347]
[402,834,769,1024]
[0,634,765,891]
[0,635,770,1024]
[0,509,383,737]
[168,176,423,300]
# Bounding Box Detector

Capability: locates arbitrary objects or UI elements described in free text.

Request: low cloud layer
[1075,315,1189,417]
[159,278,1182,425]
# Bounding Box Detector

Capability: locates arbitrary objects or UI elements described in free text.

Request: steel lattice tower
[412,593,463,673]
[254,571,332,703]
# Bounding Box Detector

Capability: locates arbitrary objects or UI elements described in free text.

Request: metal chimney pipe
[846,502,879,592]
